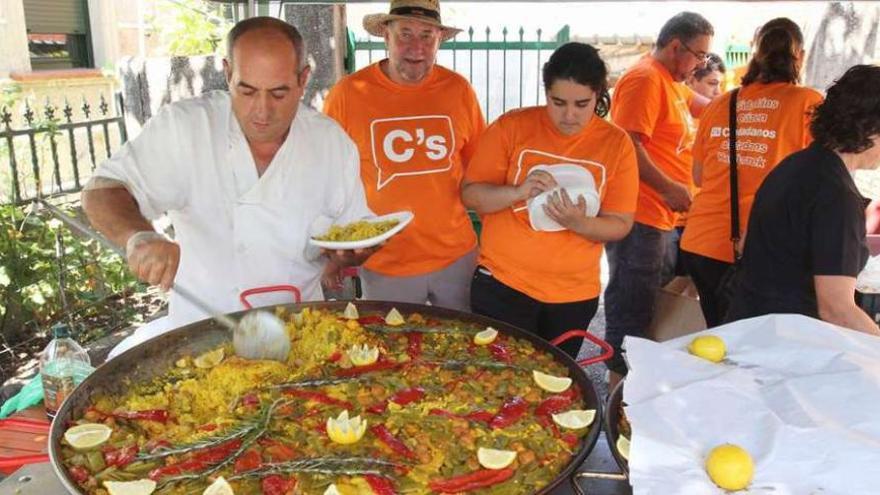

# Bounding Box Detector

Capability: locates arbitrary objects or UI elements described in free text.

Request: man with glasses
[324,0,485,310]
[604,12,714,387]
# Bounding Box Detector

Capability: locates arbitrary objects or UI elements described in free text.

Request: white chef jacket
[97,91,372,358]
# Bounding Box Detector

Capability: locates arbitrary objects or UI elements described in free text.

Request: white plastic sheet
[621,314,880,495]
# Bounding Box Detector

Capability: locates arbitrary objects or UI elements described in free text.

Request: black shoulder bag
[714,88,742,317]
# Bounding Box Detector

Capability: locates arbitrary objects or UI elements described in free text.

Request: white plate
[526,164,600,232]
[309,211,414,250]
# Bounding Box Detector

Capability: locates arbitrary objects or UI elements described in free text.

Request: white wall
[0,0,31,76]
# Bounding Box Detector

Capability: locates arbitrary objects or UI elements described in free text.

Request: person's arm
[461,170,556,215]
[689,91,711,117]
[814,275,880,335]
[82,185,180,290]
[692,158,704,187]
[542,189,634,242]
[629,131,692,212]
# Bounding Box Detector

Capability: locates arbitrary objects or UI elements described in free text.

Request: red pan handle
[0,418,50,431]
[239,285,302,309]
[550,330,614,366]
[0,454,50,469]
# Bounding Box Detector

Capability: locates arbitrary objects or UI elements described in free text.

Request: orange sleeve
[612,72,662,139]
[463,115,511,185]
[322,82,346,127]
[460,85,487,167]
[600,132,639,214]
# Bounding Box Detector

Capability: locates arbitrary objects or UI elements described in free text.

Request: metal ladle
[37,199,290,362]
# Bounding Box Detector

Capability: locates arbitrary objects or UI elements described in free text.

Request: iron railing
[0,93,127,205]
[347,25,571,122]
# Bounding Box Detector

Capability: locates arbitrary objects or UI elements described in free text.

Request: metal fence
[0,94,127,205]
[347,25,571,122]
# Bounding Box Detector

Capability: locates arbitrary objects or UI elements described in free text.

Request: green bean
[86,450,106,472]
[122,460,159,474]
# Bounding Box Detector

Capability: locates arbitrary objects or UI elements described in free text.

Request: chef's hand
[322,245,382,268]
[543,188,588,231]
[661,180,692,212]
[126,231,180,291]
[516,170,557,201]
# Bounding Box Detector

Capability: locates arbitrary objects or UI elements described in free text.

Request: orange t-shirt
[611,56,697,231]
[680,82,823,263]
[324,62,485,276]
[465,107,638,302]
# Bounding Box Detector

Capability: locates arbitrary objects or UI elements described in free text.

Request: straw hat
[363,0,462,42]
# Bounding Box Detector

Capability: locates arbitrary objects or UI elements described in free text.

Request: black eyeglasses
[680,42,709,63]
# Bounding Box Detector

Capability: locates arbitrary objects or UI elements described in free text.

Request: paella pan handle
[570,471,629,495]
[240,285,302,309]
[550,330,614,366]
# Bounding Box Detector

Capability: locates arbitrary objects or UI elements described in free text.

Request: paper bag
[647,276,707,342]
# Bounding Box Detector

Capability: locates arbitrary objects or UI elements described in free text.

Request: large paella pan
[50,301,611,495]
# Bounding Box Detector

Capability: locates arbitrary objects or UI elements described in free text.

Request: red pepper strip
[389,387,425,406]
[535,394,574,417]
[262,474,297,495]
[358,315,386,325]
[428,468,515,493]
[489,396,528,429]
[148,439,242,480]
[68,465,89,484]
[197,423,218,432]
[110,409,170,423]
[364,474,398,495]
[241,393,260,407]
[367,401,389,414]
[406,332,423,359]
[328,350,343,362]
[562,433,579,448]
[143,439,172,453]
[488,342,512,362]
[259,438,298,462]
[282,390,353,410]
[103,445,139,467]
[370,424,417,460]
[234,448,263,474]
[335,359,401,377]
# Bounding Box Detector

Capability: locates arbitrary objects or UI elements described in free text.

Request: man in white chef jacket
[83,17,375,359]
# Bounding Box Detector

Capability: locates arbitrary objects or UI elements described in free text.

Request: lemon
[688,335,726,363]
[473,327,498,345]
[347,344,379,366]
[705,444,754,491]
[326,410,367,445]
[202,477,233,495]
[323,484,342,495]
[194,348,225,369]
[385,308,405,326]
[616,435,631,461]
[533,370,572,393]
[477,447,517,469]
[103,479,157,495]
[551,409,596,430]
[343,302,359,320]
[64,423,112,450]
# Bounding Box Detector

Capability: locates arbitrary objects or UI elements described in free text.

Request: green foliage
[149,0,232,56]
[0,204,141,341]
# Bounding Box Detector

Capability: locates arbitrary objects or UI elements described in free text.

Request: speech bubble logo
[370,115,456,190]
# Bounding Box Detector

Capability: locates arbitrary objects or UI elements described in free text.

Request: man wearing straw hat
[324,0,485,310]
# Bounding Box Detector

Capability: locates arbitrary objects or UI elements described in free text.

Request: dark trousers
[680,250,733,328]
[470,267,599,359]
[604,222,670,375]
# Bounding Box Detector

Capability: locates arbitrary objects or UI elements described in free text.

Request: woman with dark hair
[461,42,638,357]
[679,18,823,326]
[726,64,880,335]
[687,53,727,99]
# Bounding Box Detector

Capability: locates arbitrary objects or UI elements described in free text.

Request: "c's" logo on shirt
[370,115,456,190]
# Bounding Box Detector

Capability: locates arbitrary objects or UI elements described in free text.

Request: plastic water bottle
[40,323,93,420]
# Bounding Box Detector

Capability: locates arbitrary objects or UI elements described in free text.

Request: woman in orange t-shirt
[680,18,823,326]
[462,43,638,357]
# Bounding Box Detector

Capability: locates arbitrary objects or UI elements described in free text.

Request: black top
[727,143,870,321]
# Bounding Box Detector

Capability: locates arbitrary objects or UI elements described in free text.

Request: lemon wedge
[103,479,157,495]
[202,477,233,495]
[343,302,359,320]
[688,335,726,363]
[326,410,367,445]
[473,327,498,345]
[705,443,754,491]
[533,370,572,393]
[552,409,596,430]
[194,348,225,369]
[347,344,379,367]
[477,447,517,469]
[323,484,342,495]
[64,423,112,450]
[616,435,631,461]
[385,308,405,326]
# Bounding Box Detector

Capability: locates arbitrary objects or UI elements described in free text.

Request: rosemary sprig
[421,359,529,371]
[264,375,367,390]
[363,323,476,335]
[135,421,255,461]
[228,456,404,481]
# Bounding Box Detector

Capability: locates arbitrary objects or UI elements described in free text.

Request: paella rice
[314,219,399,242]
[60,306,592,495]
